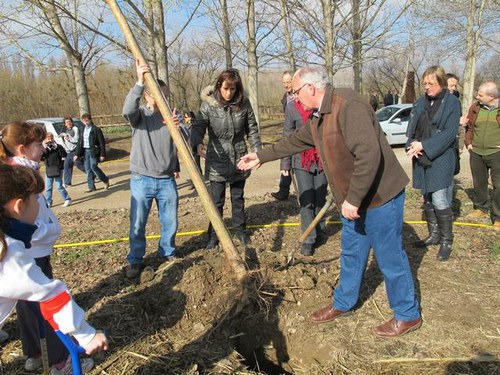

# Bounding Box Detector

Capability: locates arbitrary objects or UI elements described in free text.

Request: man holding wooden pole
[123,61,181,279]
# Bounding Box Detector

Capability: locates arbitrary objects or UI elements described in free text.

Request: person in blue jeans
[59,116,85,187]
[74,113,110,193]
[42,132,72,207]
[123,60,180,279]
[238,66,421,338]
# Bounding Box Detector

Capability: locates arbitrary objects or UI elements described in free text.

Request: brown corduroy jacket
[258,85,409,212]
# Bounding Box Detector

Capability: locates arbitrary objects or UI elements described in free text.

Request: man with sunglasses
[238,66,421,338]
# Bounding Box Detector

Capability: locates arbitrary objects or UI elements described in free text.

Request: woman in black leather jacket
[192,69,261,249]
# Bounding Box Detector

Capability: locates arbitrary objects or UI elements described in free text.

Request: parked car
[27,117,84,149]
[376,104,413,145]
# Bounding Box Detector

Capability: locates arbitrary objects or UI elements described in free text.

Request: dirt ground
[1,122,499,375]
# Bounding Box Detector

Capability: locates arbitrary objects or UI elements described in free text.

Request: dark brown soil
[1,122,498,375]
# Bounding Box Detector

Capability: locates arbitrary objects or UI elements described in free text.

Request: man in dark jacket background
[74,113,110,193]
[271,70,294,201]
[238,66,421,338]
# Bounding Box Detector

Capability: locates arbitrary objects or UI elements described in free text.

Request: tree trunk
[144,1,158,77]
[321,0,335,81]
[152,0,168,84]
[404,71,415,104]
[461,0,485,113]
[246,0,260,126]
[351,0,363,93]
[280,0,295,71]
[37,0,91,114]
[221,0,233,69]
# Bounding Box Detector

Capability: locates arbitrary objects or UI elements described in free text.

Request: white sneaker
[0,329,8,344]
[50,356,94,375]
[62,199,72,207]
[24,356,42,371]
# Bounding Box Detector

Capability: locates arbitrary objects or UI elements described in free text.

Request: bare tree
[412,0,499,112]
[0,0,111,115]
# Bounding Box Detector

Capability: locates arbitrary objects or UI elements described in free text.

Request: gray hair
[294,67,330,90]
[479,81,499,98]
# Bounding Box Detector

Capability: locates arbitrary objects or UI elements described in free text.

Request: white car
[376,104,413,145]
[27,117,84,148]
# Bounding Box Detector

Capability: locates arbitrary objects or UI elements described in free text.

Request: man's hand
[99,156,105,162]
[281,170,289,176]
[174,172,179,179]
[83,331,108,355]
[237,153,261,170]
[459,115,469,126]
[406,141,423,159]
[342,200,360,220]
[197,144,206,158]
[73,155,78,162]
[136,59,150,85]
[467,144,473,151]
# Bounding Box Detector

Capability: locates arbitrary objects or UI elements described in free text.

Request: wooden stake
[105,0,248,285]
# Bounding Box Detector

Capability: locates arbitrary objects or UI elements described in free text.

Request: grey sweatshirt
[123,84,179,177]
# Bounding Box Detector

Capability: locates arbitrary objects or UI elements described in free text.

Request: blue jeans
[63,151,85,185]
[424,184,454,210]
[84,149,109,189]
[45,174,70,205]
[128,173,179,265]
[333,190,420,321]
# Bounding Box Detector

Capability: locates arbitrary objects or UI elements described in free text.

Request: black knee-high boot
[436,208,453,261]
[416,204,440,247]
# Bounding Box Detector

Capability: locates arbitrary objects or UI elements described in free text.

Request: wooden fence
[0,105,284,129]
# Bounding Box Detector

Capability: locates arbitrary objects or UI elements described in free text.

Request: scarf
[294,101,322,172]
[8,156,40,171]
[3,219,37,249]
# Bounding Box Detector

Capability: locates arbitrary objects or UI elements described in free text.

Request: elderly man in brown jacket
[238,66,421,338]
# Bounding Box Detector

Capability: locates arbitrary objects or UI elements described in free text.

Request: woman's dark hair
[0,122,46,162]
[184,111,196,119]
[213,69,244,109]
[0,164,44,260]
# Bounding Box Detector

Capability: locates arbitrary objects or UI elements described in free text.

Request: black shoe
[300,243,314,256]
[84,188,96,193]
[235,231,251,246]
[206,236,219,249]
[271,191,288,201]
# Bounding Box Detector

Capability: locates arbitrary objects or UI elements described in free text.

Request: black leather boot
[416,205,440,247]
[206,232,219,249]
[436,208,453,261]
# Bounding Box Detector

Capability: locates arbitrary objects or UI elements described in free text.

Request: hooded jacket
[191,86,261,183]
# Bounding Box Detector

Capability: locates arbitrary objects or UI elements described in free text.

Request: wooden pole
[105,0,248,284]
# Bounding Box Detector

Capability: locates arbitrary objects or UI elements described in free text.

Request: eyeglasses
[292,83,309,98]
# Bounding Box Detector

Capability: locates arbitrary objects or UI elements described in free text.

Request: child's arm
[0,246,102,350]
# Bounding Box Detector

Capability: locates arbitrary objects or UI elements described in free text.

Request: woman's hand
[281,170,289,176]
[197,144,206,158]
[406,141,423,159]
[83,331,108,355]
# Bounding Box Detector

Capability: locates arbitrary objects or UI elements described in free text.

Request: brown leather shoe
[310,305,352,324]
[373,317,422,338]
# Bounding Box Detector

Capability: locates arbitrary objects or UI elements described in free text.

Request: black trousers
[16,256,68,365]
[470,150,500,222]
[208,179,246,235]
[277,173,292,196]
